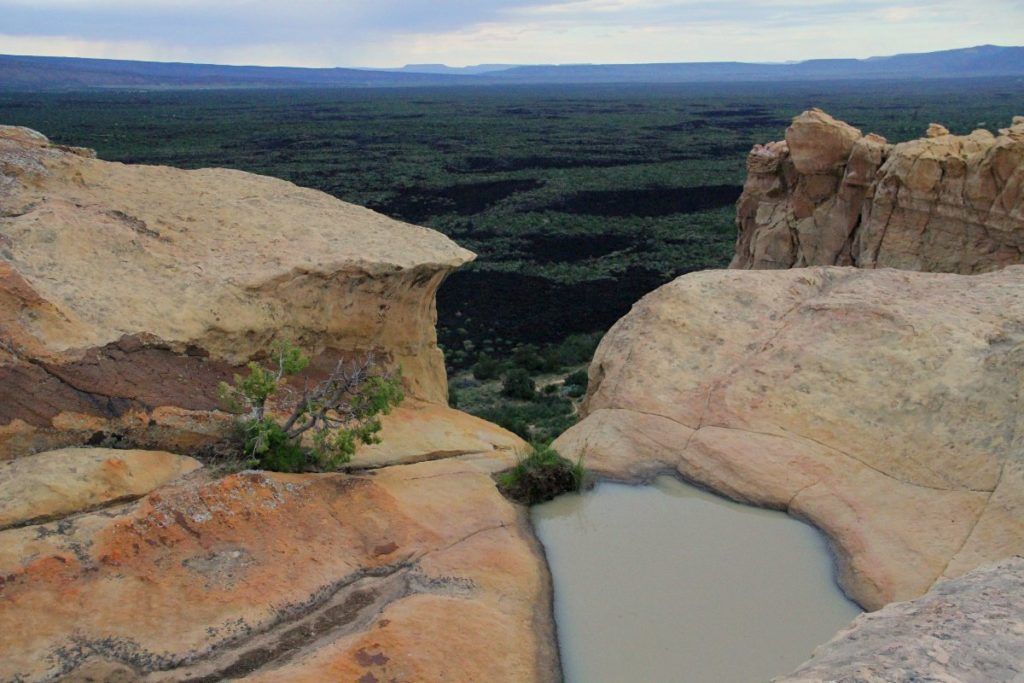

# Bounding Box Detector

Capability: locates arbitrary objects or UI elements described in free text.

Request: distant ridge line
[1,45,1022,91]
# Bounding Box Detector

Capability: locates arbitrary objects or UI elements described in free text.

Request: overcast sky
[1,0,1021,68]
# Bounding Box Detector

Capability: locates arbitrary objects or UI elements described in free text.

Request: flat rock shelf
[533,476,861,682]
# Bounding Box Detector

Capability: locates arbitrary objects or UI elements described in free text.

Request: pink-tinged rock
[555,265,1024,610]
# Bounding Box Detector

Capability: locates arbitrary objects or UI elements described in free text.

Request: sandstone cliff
[553,266,1024,610]
[0,125,518,462]
[0,126,553,682]
[732,109,1024,272]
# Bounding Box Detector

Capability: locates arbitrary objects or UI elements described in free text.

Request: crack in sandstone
[349,447,512,472]
[175,521,510,680]
[935,460,1007,585]
[8,351,141,418]
[25,456,514,683]
[604,406,994,495]
[40,561,415,682]
[0,493,146,533]
[786,480,822,509]
[772,424,995,494]
[46,516,509,683]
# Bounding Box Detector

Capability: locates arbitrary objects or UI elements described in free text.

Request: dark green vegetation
[452,369,581,445]
[2,78,1020,438]
[450,332,600,443]
[217,342,404,472]
[496,444,586,505]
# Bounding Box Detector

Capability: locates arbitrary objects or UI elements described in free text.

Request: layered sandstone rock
[778,558,1024,682]
[0,125,519,461]
[0,456,559,682]
[0,447,200,530]
[732,109,1024,272]
[553,266,1024,610]
[0,126,545,682]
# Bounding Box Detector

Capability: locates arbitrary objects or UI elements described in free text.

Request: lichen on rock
[0,458,560,682]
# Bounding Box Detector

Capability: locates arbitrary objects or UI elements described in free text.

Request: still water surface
[532,476,861,682]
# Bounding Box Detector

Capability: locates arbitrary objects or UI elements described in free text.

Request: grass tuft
[496,443,587,505]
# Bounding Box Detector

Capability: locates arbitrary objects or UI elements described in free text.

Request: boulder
[732,110,1024,273]
[553,266,1024,610]
[0,126,519,462]
[0,447,200,530]
[0,457,559,682]
[778,558,1024,682]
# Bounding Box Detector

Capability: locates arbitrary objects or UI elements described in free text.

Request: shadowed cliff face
[732,109,1024,272]
[0,125,523,460]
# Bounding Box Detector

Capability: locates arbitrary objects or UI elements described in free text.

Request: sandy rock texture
[0,125,521,461]
[0,447,200,530]
[778,558,1024,683]
[732,109,1024,272]
[0,456,559,682]
[553,266,1024,610]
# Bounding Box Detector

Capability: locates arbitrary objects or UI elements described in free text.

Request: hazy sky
[1,0,1021,68]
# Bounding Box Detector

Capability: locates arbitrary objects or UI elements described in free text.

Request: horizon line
[0,43,1016,72]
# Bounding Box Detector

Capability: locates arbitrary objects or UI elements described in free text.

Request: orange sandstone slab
[0,458,559,682]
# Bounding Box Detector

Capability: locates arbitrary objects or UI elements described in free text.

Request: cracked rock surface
[0,447,201,531]
[0,457,559,682]
[732,109,1024,272]
[553,265,1024,610]
[777,557,1024,683]
[0,125,524,462]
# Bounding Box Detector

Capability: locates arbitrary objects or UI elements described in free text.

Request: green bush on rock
[218,341,404,472]
[496,444,587,505]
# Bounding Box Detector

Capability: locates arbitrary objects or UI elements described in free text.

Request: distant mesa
[388,63,519,75]
[1,45,1023,90]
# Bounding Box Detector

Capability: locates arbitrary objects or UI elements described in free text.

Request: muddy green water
[532,476,861,683]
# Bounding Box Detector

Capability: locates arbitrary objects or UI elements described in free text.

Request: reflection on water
[532,476,861,683]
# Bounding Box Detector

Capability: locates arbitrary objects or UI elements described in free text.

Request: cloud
[0,0,1020,67]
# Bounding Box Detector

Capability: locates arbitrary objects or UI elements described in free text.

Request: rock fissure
[937,461,1008,583]
[45,562,415,682]
[0,493,146,533]
[603,403,987,495]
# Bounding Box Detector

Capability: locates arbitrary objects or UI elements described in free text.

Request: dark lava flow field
[3,78,1022,366]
